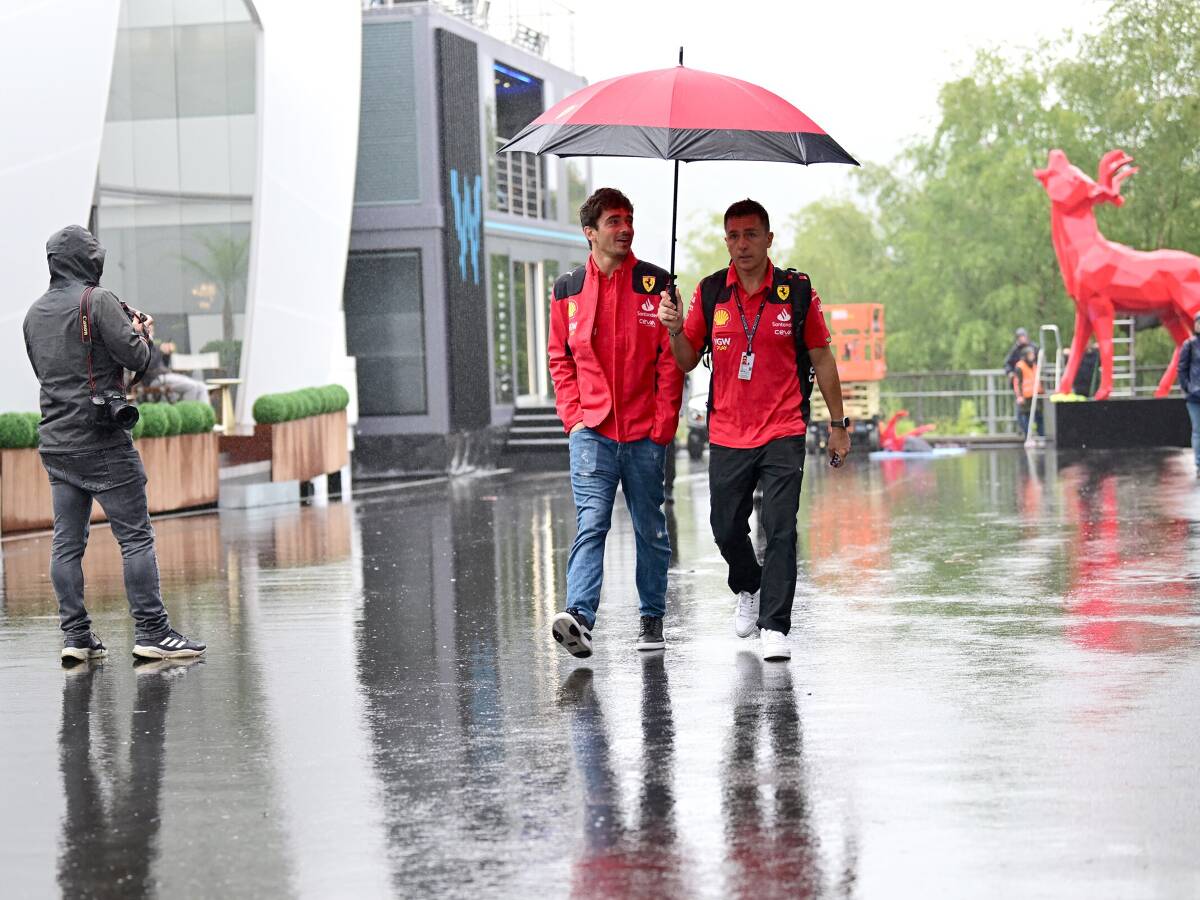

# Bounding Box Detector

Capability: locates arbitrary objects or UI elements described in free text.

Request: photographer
[23,225,206,663]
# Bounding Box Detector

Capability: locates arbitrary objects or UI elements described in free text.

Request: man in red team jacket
[658,199,850,662]
[548,188,685,658]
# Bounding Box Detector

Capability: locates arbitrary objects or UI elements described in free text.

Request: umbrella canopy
[498,66,858,166]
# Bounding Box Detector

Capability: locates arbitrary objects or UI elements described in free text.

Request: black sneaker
[132,629,206,659]
[551,609,593,659]
[61,632,107,662]
[636,615,665,651]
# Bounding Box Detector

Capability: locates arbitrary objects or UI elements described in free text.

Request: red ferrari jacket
[548,253,684,445]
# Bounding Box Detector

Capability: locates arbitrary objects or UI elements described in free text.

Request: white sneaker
[760,628,791,661]
[734,590,760,638]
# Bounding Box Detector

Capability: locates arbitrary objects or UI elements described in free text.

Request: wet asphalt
[1,448,1198,899]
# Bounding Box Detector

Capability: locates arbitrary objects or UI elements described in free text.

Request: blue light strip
[485,219,587,245]
[494,63,534,84]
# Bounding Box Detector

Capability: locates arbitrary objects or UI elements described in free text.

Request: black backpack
[698,266,816,424]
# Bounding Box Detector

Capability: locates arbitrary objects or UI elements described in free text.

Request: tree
[182,231,250,344]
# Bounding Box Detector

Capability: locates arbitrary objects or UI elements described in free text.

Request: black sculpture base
[1050,397,1190,449]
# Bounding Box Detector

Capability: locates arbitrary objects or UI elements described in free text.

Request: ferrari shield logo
[777,285,790,301]
[643,275,656,292]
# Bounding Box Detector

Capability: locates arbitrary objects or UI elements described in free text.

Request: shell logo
[567,300,577,318]
[713,308,731,327]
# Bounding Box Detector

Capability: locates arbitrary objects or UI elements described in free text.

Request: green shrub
[161,403,182,436]
[251,384,351,424]
[132,409,146,440]
[138,403,170,438]
[0,412,38,449]
[200,338,242,375]
[253,393,289,424]
[175,400,216,434]
[22,412,41,447]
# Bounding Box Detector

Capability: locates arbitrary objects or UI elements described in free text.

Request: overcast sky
[492,0,1107,266]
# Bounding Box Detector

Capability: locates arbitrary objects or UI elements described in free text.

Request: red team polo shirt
[682,260,831,449]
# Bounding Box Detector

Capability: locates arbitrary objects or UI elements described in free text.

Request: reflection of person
[146,340,209,403]
[1176,313,1200,475]
[658,199,850,661]
[24,225,206,661]
[58,658,199,896]
[723,652,819,896]
[1013,344,1044,437]
[547,188,685,657]
[560,660,686,898]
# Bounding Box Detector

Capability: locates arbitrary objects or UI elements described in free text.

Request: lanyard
[732,283,766,355]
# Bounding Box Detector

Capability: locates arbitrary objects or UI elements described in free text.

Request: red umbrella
[498,51,858,279]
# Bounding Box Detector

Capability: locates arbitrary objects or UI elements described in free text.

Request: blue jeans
[566,429,670,627]
[1188,400,1200,468]
[40,444,171,642]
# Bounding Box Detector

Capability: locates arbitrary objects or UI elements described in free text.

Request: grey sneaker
[734,590,760,638]
[636,615,665,651]
[61,632,107,662]
[132,629,206,659]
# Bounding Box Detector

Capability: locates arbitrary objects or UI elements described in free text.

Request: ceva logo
[450,169,481,285]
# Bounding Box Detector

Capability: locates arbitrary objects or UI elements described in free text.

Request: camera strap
[79,287,138,394]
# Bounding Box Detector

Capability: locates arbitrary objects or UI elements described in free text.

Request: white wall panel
[0,0,122,413]
[237,1,361,427]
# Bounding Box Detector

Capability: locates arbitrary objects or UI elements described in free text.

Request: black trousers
[708,436,805,634]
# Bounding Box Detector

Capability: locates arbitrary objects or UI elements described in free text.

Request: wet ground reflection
[1,449,1198,897]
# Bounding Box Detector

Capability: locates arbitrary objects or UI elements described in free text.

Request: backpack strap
[79,287,99,396]
[777,267,815,425]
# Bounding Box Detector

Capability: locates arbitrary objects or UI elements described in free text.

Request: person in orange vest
[1013,344,1044,436]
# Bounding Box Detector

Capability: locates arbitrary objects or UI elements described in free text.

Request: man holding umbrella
[658,199,850,661]
[548,188,684,659]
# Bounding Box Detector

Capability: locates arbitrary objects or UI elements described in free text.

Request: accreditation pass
[738,351,755,381]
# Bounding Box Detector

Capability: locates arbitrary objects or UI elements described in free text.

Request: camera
[90,390,139,430]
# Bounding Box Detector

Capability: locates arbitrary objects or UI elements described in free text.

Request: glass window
[344,252,427,416]
[493,62,544,218]
[356,22,419,204]
[97,1,258,398]
[513,262,530,397]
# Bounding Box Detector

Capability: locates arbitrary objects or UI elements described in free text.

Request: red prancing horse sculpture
[1034,149,1200,400]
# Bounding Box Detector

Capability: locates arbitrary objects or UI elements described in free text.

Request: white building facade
[0,0,362,429]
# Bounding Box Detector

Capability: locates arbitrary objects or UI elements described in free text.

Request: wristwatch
[830,417,850,429]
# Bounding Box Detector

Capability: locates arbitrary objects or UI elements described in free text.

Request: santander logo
[776,308,792,323]
[641,298,655,313]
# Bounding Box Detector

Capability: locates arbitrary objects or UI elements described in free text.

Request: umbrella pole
[669,158,679,291]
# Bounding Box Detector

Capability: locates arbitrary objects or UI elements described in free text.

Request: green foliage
[677,0,1200,374]
[22,412,41,447]
[253,394,290,425]
[174,400,217,433]
[252,385,351,425]
[0,412,38,449]
[161,403,182,437]
[138,403,170,438]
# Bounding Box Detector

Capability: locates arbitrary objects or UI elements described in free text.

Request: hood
[46,225,105,286]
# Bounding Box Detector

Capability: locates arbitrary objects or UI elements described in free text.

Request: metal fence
[882,363,1182,435]
[880,370,1020,435]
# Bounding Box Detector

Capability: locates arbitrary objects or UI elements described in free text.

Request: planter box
[221,410,348,483]
[0,432,219,534]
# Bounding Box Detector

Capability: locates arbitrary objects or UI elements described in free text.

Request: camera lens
[111,401,139,430]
